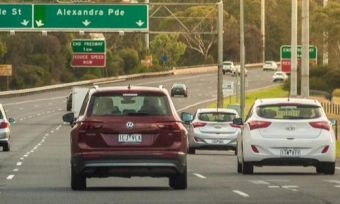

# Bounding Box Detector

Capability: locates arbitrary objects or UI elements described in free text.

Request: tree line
[0,0,338,91]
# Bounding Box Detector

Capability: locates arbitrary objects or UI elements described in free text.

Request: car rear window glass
[224,62,232,65]
[0,110,3,119]
[90,94,171,116]
[198,112,236,122]
[173,84,184,88]
[257,104,322,119]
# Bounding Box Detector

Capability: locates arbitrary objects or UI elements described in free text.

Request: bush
[118,48,139,73]
[332,89,340,97]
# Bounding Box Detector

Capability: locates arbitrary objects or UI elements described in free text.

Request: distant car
[171,83,188,97]
[222,61,235,74]
[66,93,72,111]
[272,71,288,82]
[263,61,278,71]
[184,108,240,155]
[232,65,248,76]
[234,98,336,174]
[63,86,188,190]
[0,104,15,152]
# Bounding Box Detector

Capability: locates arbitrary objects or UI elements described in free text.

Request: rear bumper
[249,158,322,167]
[190,143,236,151]
[71,153,186,178]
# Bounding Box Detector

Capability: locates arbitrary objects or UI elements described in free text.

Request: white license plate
[210,139,228,144]
[280,148,301,157]
[118,134,142,143]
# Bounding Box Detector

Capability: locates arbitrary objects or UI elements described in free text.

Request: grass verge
[337,141,340,158]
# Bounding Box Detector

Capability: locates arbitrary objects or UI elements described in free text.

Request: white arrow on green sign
[0,4,32,29]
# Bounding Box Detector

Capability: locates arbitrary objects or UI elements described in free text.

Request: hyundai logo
[126,121,134,129]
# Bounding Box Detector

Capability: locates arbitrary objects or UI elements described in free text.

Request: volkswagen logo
[285,126,296,131]
[126,121,134,129]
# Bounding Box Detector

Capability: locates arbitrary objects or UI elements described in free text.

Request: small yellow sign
[0,64,12,76]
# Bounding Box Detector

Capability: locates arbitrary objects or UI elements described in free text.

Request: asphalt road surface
[0,69,339,204]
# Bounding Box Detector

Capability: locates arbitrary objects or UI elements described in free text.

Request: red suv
[63,86,188,190]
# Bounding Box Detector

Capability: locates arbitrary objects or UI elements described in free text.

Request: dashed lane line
[232,190,250,198]
[16,162,22,166]
[193,173,207,179]
[336,167,340,170]
[6,175,15,180]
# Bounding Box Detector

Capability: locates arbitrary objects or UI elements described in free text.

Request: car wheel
[169,167,187,190]
[71,166,86,190]
[237,161,242,173]
[318,162,335,175]
[3,142,10,152]
[171,94,174,97]
[184,94,188,97]
[188,148,195,154]
[242,162,253,174]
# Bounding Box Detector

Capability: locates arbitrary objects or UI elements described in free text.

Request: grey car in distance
[0,104,15,152]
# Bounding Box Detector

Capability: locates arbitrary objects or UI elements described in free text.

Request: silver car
[0,104,15,152]
[186,108,240,154]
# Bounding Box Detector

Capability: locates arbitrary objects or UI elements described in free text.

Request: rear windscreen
[89,94,171,116]
[0,111,3,119]
[257,104,322,119]
[198,112,236,122]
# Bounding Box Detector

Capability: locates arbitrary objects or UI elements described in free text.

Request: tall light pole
[145,0,149,50]
[301,0,310,98]
[290,0,298,97]
[261,0,265,63]
[217,0,224,108]
[240,0,245,118]
[323,0,328,66]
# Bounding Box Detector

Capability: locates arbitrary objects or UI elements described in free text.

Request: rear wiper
[126,112,151,116]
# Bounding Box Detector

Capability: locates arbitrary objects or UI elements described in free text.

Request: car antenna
[128,84,131,90]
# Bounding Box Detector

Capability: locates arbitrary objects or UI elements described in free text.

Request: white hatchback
[263,61,278,71]
[186,108,240,154]
[234,98,336,174]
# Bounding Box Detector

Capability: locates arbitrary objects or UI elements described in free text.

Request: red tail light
[192,122,207,128]
[251,145,259,153]
[79,121,103,133]
[321,145,329,153]
[248,121,271,130]
[0,121,8,129]
[309,121,330,131]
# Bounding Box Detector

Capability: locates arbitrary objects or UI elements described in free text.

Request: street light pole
[217,0,224,108]
[240,0,245,118]
[301,0,310,98]
[290,0,298,97]
[145,0,150,50]
[261,0,265,64]
[322,0,328,66]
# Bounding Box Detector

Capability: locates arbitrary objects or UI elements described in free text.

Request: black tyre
[71,167,86,190]
[3,142,10,152]
[242,162,253,174]
[222,71,225,75]
[318,162,335,175]
[237,161,242,173]
[188,148,195,154]
[169,168,187,190]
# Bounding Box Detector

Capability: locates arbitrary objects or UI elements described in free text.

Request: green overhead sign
[0,4,148,31]
[280,45,317,60]
[72,40,106,53]
[0,4,32,29]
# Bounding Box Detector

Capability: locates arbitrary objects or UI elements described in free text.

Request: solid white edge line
[233,190,250,198]
[6,175,15,180]
[193,173,207,179]
[335,167,340,170]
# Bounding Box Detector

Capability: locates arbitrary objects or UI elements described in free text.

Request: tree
[150,34,186,68]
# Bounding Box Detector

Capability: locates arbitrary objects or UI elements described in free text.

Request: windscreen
[257,104,322,119]
[198,112,237,122]
[90,94,171,116]
[0,110,3,119]
[224,62,232,65]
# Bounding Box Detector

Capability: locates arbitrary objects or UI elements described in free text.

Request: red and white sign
[71,53,106,67]
[280,59,316,73]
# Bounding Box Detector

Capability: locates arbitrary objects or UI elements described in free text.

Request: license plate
[210,139,227,144]
[280,148,301,157]
[118,134,142,143]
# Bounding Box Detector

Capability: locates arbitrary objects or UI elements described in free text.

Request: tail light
[192,122,207,128]
[251,145,259,153]
[0,121,9,129]
[79,121,103,133]
[309,121,330,131]
[248,121,271,130]
[321,145,329,153]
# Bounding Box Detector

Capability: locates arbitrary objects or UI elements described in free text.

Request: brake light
[192,122,207,128]
[248,121,271,130]
[0,121,8,129]
[321,145,329,153]
[309,121,330,131]
[251,145,259,153]
[79,121,103,133]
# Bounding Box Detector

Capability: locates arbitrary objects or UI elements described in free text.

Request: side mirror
[233,118,243,126]
[181,112,193,124]
[63,112,75,124]
[8,118,15,125]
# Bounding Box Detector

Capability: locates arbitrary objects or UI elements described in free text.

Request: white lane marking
[336,167,340,170]
[16,162,22,166]
[13,169,19,172]
[325,180,340,184]
[193,173,207,179]
[290,189,299,192]
[135,74,215,86]
[177,98,216,112]
[282,185,299,189]
[19,118,23,121]
[23,154,28,157]
[233,190,250,198]
[268,185,280,188]
[335,185,340,188]
[20,157,24,160]
[6,175,15,180]
[249,180,270,185]
[19,107,23,110]
[4,96,66,106]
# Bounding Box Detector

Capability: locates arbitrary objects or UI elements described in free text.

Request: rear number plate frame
[118,134,142,143]
[280,148,301,157]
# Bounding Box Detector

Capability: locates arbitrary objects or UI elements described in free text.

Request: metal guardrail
[0,62,265,98]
